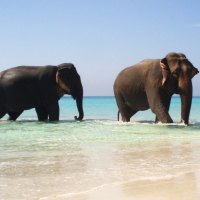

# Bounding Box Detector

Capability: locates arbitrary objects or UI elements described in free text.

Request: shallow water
[0,97,200,199]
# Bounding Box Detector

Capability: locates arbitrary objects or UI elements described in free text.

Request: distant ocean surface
[0,96,200,199]
[0,96,199,122]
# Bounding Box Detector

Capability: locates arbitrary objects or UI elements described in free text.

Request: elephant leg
[115,93,134,122]
[155,116,159,123]
[35,106,48,121]
[121,108,137,122]
[8,111,23,121]
[155,95,172,123]
[46,102,59,121]
[146,87,173,123]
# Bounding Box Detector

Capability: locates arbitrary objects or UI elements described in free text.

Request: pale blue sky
[0,0,199,96]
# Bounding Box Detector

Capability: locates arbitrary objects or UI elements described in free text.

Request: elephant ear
[56,70,70,93]
[191,67,199,78]
[56,63,77,93]
[56,63,80,99]
[160,58,170,86]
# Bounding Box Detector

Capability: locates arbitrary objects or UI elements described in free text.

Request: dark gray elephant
[114,52,199,125]
[0,63,84,121]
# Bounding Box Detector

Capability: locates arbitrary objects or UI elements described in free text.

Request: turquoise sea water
[0,96,200,199]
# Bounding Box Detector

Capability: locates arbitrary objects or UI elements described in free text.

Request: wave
[83,119,199,127]
[40,171,199,200]
[1,118,199,129]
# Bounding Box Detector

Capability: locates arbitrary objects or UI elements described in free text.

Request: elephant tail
[117,111,120,121]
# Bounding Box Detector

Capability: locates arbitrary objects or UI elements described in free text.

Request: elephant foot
[161,118,173,124]
[121,116,130,122]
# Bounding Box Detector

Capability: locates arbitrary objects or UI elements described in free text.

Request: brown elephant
[114,52,199,125]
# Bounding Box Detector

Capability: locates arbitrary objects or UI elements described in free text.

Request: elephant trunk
[180,80,192,125]
[74,81,84,121]
[75,95,84,121]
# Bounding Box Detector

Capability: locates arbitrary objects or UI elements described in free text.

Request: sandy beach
[47,171,200,200]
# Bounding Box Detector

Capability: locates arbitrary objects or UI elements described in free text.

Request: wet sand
[54,172,200,200]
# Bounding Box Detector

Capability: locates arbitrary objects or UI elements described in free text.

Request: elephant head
[160,52,199,124]
[56,63,84,121]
